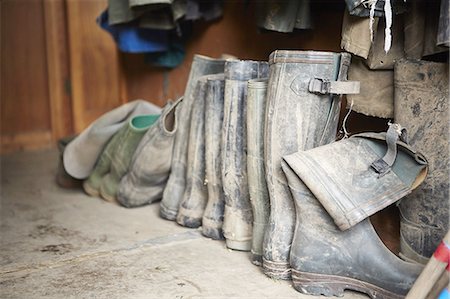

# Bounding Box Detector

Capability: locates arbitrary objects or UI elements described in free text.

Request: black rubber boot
[281,150,424,298]
[394,59,449,264]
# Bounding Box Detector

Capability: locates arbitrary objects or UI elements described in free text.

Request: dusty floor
[0,149,368,299]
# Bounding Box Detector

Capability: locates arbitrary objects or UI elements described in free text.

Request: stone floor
[0,149,367,299]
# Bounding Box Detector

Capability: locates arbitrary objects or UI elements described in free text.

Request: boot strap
[308,77,360,95]
[371,123,408,176]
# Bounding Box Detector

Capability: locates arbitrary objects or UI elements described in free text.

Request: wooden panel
[1,0,52,152]
[66,0,123,133]
[44,0,73,140]
[122,2,344,105]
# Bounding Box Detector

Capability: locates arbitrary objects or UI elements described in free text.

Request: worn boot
[281,130,427,298]
[394,59,449,264]
[202,75,226,240]
[99,114,160,203]
[263,50,359,279]
[246,79,270,265]
[177,74,225,228]
[160,55,226,220]
[117,99,181,208]
[221,60,269,251]
[64,100,161,179]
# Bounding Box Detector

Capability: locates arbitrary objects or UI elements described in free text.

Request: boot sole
[292,269,404,299]
[262,258,291,280]
[83,181,100,198]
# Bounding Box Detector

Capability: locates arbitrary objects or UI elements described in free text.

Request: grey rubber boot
[99,114,160,203]
[394,59,449,264]
[262,50,358,279]
[246,79,270,265]
[117,99,181,208]
[177,74,225,228]
[281,131,427,298]
[160,55,226,221]
[221,60,269,251]
[202,76,226,240]
[256,0,312,32]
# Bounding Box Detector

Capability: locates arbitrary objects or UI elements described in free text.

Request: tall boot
[202,75,226,240]
[177,74,224,228]
[262,50,358,279]
[160,55,226,220]
[281,130,427,298]
[246,79,270,265]
[117,99,181,208]
[221,60,269,251]
[394,59,449,264]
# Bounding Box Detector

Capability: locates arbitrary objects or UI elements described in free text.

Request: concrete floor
[0,149,368,299]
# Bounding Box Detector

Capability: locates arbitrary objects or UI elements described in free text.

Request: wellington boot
[64,100,161,179]
[246,79,270,265]
[221,60,269,251]
[117,99,180,208]
[160,55,226,220]
[263,50,358,279]
[99,114,159,203]
[281,139,424,298]
[177,74,224,228]
[394,59,449,264]
[202,75,226,240]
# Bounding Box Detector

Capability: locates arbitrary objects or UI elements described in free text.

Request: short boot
[64,100,161,179]
[221,60,269,251]
[177,74,225,228]
[99,114,160,203]
[202,76,226,240]
[246,79,270,265]
[117,100,181,208]
[160,55,226,220]
[281,130,427,298]
[83,125,129,197]
[394,59,449,264]
[262,50,358,279]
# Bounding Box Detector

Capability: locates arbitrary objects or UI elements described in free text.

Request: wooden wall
[1,1,386,154]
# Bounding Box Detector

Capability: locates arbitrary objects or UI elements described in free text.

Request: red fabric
[433,241,450,271]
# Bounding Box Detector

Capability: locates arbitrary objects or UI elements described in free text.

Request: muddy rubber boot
[99,114,159,203]
[177,74,225,228]
[64,100,161,179]
[117,99,181,208]
[160,55,226,220]
[202,76,226,240]
[221,60,269,251]
[394,59,449,264]
[281,155,424,298]
[246,79,270,265]
[280,129,428,297]
[83,125,129,197]
[262,50,359,279]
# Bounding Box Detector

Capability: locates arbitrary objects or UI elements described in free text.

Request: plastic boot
[221,60,269,251]
[394,59,449,264]
[246,79,270,265]
[177,74,224,228]
[281,150,424,298]
[64,100,161,179]
[117,99,181,208]
[160,55,226,220]
[83,125,128,197]
[99,114,159,203]
[263,50,357,279]
[202,76,226,240]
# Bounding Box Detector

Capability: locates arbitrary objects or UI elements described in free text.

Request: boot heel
[291,269,404,299]
[262,258,291,280]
